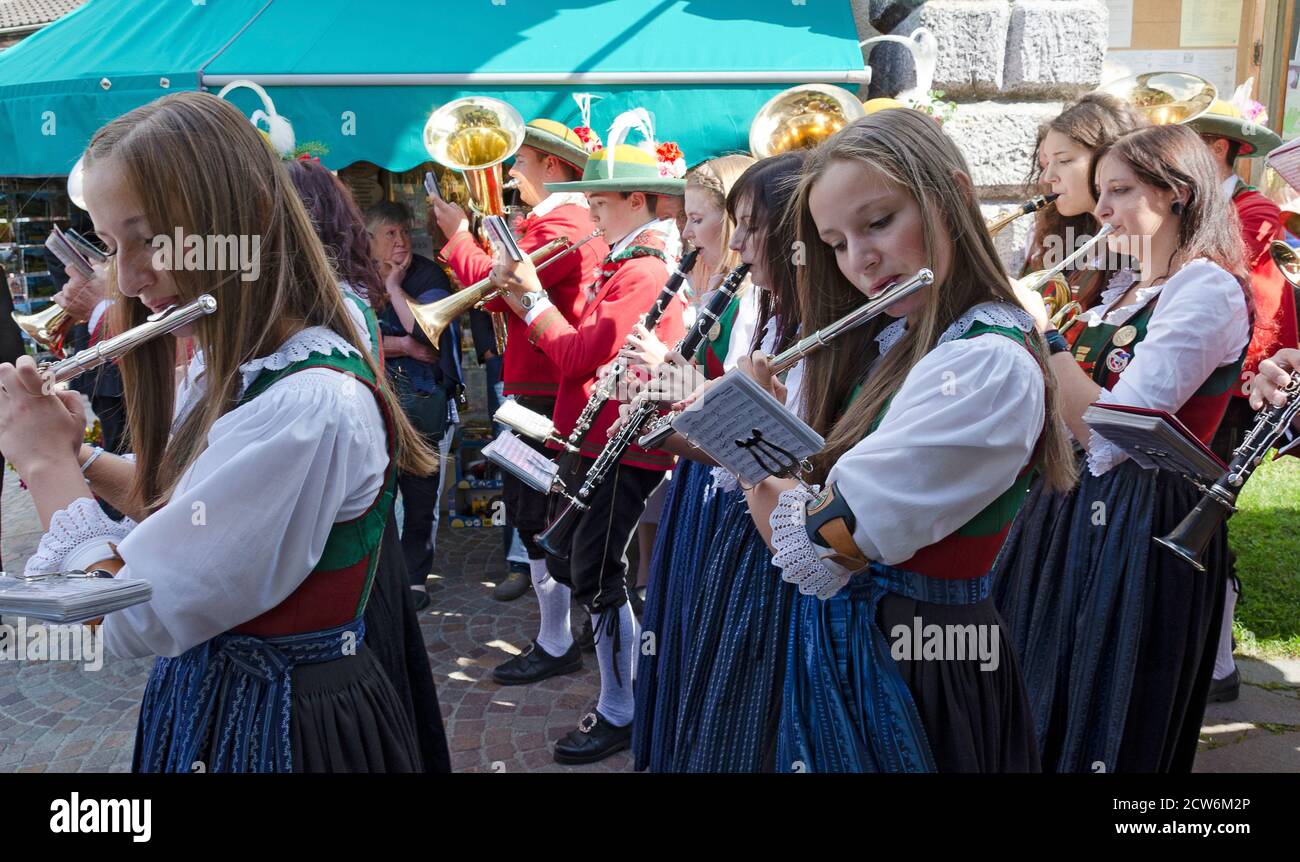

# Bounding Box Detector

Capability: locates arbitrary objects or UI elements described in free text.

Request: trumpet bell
[1270,240,1300,289]
[1097,72,1217,125]
[423,97,525,217]
[749,84,866,158]
[407,235,574,346]
[13,303,72,356]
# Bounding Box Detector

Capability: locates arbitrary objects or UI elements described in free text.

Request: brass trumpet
[1013,223,1116,332]
[408,231,598,345]
[12,303,72,357]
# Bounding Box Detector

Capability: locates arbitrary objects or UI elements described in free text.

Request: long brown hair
[1025,93,1147,308]
[725,151,807,354]
[1092,124,1252,307]
[793,109,1076,492]
[86,91,435,511]
[285,157,386,309]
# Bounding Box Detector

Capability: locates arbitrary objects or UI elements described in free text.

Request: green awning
[0,0,868,176]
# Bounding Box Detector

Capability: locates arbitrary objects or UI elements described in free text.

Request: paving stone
[1194,730,1300,773]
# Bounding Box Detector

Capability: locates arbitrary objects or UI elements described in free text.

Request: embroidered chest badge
[1106,349,1132,373]
[1112,324,1138,348]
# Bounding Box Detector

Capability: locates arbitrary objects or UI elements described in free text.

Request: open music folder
[672,371,824,486]
[482,430,560,495]
[1082,403,1226,480]
[0,572,152,624]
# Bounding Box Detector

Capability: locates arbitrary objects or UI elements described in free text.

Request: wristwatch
[519,290,547,310]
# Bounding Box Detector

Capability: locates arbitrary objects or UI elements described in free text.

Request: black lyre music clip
[735,428,801,479]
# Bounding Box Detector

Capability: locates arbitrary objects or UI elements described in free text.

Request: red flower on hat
[296,153,322,165]
[655,141,686,179]
[656,142,683,163]
[574,126,603,154]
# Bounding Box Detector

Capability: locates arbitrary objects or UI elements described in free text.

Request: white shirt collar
[1220,174,1239,199]
[529,191,588,219]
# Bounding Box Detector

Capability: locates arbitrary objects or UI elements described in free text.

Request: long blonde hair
[685,154,754,283]
[791,109,1076,492]
[85,91,435,511]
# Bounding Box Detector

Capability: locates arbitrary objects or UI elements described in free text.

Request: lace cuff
[710,465,741,493]
[24,497,134,576]
[769,485,848,600]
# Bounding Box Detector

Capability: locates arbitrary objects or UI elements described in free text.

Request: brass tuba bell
[749,84,866,158]
[423,97,525,217]
[1096,71,1217,125]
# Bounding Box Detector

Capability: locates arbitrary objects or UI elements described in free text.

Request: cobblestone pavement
[1,469,1297,773]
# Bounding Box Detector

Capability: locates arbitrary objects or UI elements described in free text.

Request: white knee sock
[532,558,573,657]
[1213,579,1238,680]
[594,603,638,727]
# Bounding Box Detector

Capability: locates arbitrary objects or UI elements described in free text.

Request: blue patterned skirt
[669,495,792,772]
[992,457,1227,772]
[633,459,731,771]
[779,566,1039,772]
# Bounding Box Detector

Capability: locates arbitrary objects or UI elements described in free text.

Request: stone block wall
[850,0,1110,265]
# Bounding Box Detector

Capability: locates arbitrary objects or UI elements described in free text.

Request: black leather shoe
[553,708,632,764]
[410,587,431,612]
[492,640,582,686]
[493,566,532,602]
[1207,668,1240,703]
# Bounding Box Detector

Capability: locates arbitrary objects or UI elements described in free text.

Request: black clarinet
[554,248,701,476]
[1156,371,1300,570]
[538,263,751,560]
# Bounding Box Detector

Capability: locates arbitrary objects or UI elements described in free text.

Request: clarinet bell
[1153,492,1235,573]
[536,498,584,560]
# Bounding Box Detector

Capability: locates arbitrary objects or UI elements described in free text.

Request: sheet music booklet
[672,370,824,486]
[1082,403,1226,480]
[0,572,152,624]
[482,430,559,494]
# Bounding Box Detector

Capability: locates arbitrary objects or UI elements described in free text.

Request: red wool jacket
[441,201,607,397]
[1233,184,1299,397]
[525,239,686,472]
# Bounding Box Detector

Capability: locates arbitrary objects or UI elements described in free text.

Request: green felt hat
[522,119,591,172]
[545,143,686,195]
[1187,100,1282,158]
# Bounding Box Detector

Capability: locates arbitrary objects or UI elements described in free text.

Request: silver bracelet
[80,446,105,475]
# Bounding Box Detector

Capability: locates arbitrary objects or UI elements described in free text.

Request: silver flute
[41,294,218,386]
[638,267,935,448]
